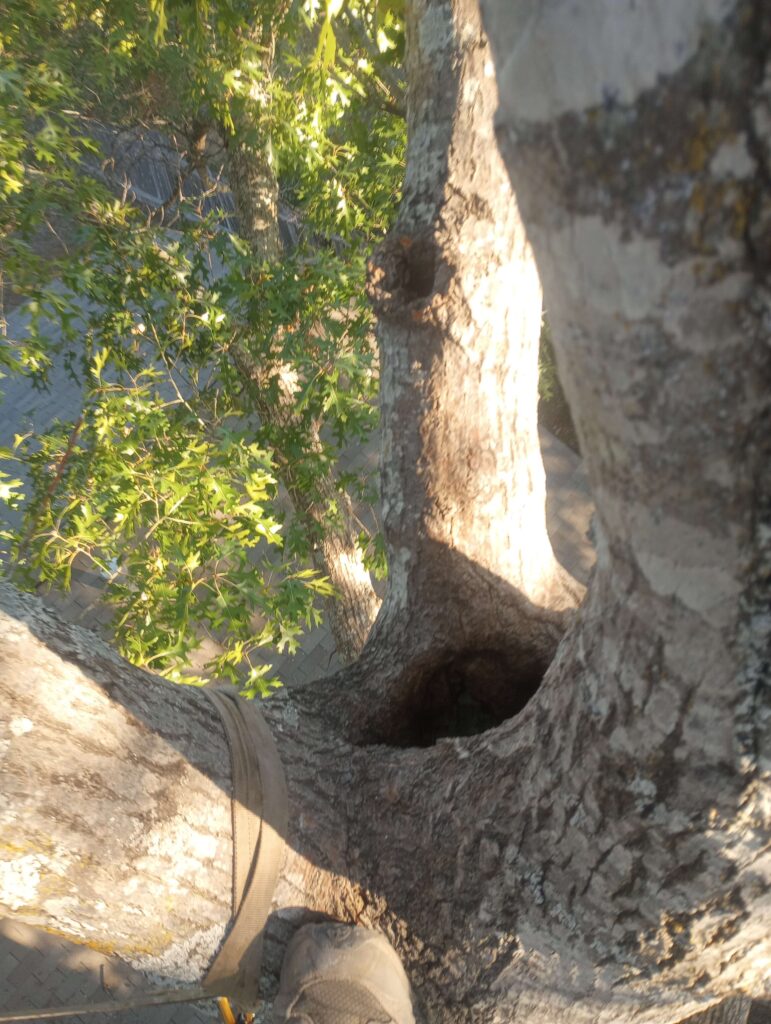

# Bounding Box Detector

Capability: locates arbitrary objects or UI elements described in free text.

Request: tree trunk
[223,54,382,664]
[0,583,361,999]
[225,122,282,265]
[320,0,583,745]
[0,585,233,986]
[283,462,382,665]
[2,1,769,1023]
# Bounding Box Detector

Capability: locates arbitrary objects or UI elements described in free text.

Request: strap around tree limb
[0,686,288,1022]
[202,686,289,1008]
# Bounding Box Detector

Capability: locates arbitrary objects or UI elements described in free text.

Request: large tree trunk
[0,584,356,996]
[0,586,233,984]
[324,0,583,744]
[467,0,770,1015]
[1,1,769,1023]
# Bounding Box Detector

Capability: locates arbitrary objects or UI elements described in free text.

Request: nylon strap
[202,686,289,1007]
[0,686,288,1021]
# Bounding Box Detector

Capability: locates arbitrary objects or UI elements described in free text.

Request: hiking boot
[273,923,416,1024]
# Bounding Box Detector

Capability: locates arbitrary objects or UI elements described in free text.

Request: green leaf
[315,19,337,68]
[149,0,168,43]
[0,471,25,506]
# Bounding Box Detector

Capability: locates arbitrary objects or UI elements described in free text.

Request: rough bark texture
[293,0,770,1017]
[226,129,282,265]
[287,468,381,665]
[2,2,769,1023]
[3,572,767,1022]
[0,585,233,986]
[324,0,582,744]
[0,584,360,998]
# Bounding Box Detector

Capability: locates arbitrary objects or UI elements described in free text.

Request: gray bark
[296,0,770,1016]
[324,0,583,744]
[0,586,233,986]
[226,130,282,264]
[0,584,357,998]
[1,1,769,1023]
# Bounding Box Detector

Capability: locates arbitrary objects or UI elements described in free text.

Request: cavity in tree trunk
[1,0,769,1022]
[330,0,583,745]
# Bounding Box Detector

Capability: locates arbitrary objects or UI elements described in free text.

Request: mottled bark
[225,124,281,264]
[0,586,233,986]
[0,584,358,997]
[1,2,769,1023]
[292,471,381,665]
[299,0,770,1017]
[319,0,582,744]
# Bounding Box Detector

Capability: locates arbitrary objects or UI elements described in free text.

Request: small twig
[336,12,405,113]
[17,415,84,561]
[154,324,208,428]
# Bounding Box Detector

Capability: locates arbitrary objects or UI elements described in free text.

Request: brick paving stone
[49,968,93,1004]
[0,953,20,986]
[6,951,44,988]
[33,950,72,987]
[70,948,110,973]
[15,977,50,1008]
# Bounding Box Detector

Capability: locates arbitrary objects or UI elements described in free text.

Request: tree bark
[285,0,770,1016]
[225,123,282,265]
[2,1,769,1023]
[0,583,365,1000]
[319,0,583,745]
[0,585,233,986]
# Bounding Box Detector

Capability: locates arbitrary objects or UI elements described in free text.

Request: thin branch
[17,415,84,561]
[336,13,405,113]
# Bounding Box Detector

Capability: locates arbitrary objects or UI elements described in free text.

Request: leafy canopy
[0,0,404,693]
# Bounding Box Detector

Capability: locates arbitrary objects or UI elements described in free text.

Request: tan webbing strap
[0,687,288,1022]
[202,686,289,1008]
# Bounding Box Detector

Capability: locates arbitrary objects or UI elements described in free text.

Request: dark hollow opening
[401,238,437,300]
[373,647,547,749]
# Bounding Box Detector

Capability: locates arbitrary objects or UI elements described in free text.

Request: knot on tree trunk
[367,230,448,322]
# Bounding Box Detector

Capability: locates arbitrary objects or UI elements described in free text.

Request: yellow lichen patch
[730,188,751,238]
[689,183,707,216]
[0,840,38,857]
[0,835,56,857]
[35,924,118,956]
[32,922,176,958]
[112,927,176,958]
[687,135,710,173]
[38,874,73,900]
[673,106,735,177]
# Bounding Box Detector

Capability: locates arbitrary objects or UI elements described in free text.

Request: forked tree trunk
[1,1,769,1023]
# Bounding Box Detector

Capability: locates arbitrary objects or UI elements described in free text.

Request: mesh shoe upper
[274,924,416,1024]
